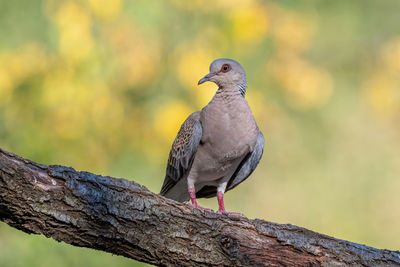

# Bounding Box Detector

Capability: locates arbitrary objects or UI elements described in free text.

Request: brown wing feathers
[160,112,202,195]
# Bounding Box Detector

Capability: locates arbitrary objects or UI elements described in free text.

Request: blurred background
[0,0,400,266]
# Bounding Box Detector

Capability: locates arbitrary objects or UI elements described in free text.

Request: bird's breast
[200,98,258,161]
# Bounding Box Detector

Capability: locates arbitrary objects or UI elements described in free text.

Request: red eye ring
[221,64,231,73]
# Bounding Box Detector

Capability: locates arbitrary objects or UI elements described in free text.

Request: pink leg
[217,191,226,213]
[189,187,198,207]
[188,188,212,212]
[217,191,244,216]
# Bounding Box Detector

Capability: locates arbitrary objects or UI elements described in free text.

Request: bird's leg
[187,188,212,212]
[187,178,200,208]
[217,191,226,213]
[217,191,243,216]
[187,177,212,212]
[216,182,228,214]
[216,182,243,216]
[188,187,198,207]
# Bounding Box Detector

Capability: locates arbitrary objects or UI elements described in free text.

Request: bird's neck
[212,85,247,107]
[238,81,247,96]
[216,80,247,97]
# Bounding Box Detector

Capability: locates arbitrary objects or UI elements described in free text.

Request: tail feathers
[160,177,189,203]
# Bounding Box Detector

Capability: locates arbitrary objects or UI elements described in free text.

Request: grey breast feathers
[160,111,203,196]
[196,130,264,198]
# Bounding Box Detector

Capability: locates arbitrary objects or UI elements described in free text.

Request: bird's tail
[159,177,189,203]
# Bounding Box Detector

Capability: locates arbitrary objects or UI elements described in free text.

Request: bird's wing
[196,130,264,198]
[160,111,202,196]
[227,130,264,191]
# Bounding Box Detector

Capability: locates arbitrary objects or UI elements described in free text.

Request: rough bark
[0,148,399,267]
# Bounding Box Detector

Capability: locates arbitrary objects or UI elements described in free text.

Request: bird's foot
[217,209,244,217]
[216,191,244,216]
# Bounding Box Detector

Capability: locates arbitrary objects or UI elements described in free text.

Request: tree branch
[0,148,399,266]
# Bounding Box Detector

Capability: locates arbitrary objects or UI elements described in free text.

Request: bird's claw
[217,210,244,217]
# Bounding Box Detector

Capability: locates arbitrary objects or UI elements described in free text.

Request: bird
[160,58,264,215]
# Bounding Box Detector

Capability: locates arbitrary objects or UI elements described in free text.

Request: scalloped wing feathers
[160,112,202,195]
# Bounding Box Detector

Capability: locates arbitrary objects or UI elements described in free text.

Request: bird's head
[198,58,247,95]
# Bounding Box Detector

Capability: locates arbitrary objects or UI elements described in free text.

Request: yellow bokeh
[364,37,400,116]
[230,4,269,43]
[215,0,255,10]
[188,83,217,109]
[50,104,87,139]
[107,22,161,88]
[172,0,256,11]
[55,1,94,63]
[0,43,49,105]
[8,43,49,81]
[246,89,265,121]
[90,86,125,136]
[42,67,78,107]
[176,46,217,107]
[170,0,205,11]
[269,55,333,109]
[140,124,169,163]
[380,37,400,74]
[0,65,13,105]
[41,67,91,139]
[176,47,213,88]
[87,0,123,20]
[153,100,194,143]
[364,73,399,116]
[271,11,315,54]
[0,43,48,86]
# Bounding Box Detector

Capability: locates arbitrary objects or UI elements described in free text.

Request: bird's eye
[221,64,231,73]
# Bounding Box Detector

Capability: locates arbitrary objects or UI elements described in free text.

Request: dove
[160,58,264,215]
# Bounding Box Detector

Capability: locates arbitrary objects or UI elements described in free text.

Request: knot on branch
[220,235,239,255]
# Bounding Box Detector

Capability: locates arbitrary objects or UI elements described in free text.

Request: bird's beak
[198,73,215,85]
